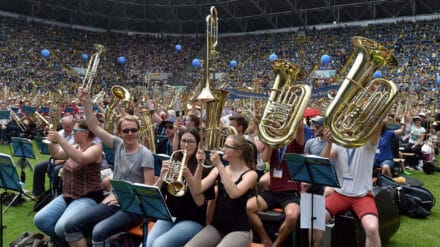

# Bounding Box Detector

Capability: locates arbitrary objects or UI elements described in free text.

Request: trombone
[82,44,105,92]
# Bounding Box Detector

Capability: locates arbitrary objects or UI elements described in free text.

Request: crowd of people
[0,12,439,247]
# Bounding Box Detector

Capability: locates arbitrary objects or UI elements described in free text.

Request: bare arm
[321,128,336,161]
[370,122,382,146]
[78,87,115,148]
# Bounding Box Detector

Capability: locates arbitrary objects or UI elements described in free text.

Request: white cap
[419,112,426,117]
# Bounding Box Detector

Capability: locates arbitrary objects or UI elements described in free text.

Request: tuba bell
[139,109,156,153]
[161,150,187,197]
[103,86,131,132]
[258,59,311,147]
[324,36,398,148]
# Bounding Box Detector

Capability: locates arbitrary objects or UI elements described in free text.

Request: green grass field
[0,143,439,246]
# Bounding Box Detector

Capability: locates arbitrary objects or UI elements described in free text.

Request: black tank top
[212,169,253,234]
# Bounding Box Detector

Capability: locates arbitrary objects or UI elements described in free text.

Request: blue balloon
[175,44,182,52]
[269,53,278,61]
[40,49,50,58]
[437,76,440,85]
[321,54,331,64]
[81,53,89,61]
[373,70,382,78]
[230,60,237,68]
[192,58,201,68]
[117,56,126,64]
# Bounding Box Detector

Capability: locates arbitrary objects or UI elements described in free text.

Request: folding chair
[0,153,35,213]
[9,137,36,183]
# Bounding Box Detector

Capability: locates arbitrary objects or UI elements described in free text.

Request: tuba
[325,36,398,148]
[258,60,311,147]
[139,109,156,153]
[104,86,131,133]
[161,150,187,197]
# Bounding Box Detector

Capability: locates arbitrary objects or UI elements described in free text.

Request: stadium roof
[1,0,439,34]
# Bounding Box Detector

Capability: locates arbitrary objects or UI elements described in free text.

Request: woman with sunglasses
[34,119,104,246]
[147,128,215,247]
[64,88,155,247]
[186,134,258,247]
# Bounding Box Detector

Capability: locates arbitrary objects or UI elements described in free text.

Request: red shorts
[325,191,378,219]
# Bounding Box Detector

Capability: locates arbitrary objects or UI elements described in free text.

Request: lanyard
[277,146,287,169]
[345,148,356,168]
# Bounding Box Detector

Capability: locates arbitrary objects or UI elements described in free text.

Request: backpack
[9,232,49,247]
[397,185,436,218]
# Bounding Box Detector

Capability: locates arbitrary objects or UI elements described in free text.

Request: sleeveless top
[212,169,253,234]
[63,144,103,201]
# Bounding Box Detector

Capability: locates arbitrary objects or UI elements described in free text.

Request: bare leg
[361,214,381,247]
[247,196,272,247]
[272,203,299,247]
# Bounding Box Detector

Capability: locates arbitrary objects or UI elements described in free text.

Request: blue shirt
[374,130,395,162]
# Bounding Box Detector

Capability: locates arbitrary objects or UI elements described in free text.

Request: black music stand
[111,180,174,247]
[9,137,36,183]
[285,153,340,247]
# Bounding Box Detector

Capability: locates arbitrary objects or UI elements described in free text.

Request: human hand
[77,87,91,103]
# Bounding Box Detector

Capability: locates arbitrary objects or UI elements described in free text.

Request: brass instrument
[104,86,131,132]
[325,36,398,148]
[162,150,187,197]
[8,107,27,132]
[82,44,105,92]
[196,6,218,103]
[139,109,156,153]
[35,89,63,144]
[92,89,106,104]
[258,59,310,147]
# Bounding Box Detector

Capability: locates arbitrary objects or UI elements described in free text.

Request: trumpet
[161,150,187,197]
[82,44,105,92]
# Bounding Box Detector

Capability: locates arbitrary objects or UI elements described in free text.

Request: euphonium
[325,36,398,148]
[104,86,131,132]
[162,150,187,197]
[258,59,310,147]
[139,109,156,153]
[8,107,26,132]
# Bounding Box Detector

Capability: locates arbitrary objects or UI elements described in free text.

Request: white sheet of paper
[300,193,326,231]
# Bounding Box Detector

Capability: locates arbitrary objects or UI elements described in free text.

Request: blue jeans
[34,195,98,244]
[64,204,143,247]
[147,220,203,247]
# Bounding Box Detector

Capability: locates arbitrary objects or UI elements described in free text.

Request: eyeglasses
[224,144,239,150]
[165,125,174,129]
[181,139,197,145]
[121,128,139,134]
[73,127,86,134]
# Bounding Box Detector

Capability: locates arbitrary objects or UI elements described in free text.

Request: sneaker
[415,165,423,171]
[403,170,412,175]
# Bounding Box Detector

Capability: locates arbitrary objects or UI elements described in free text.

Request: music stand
[111,180,174,247]
[9,137,36,183]
[34,136,50,155]
[285,153,340,247]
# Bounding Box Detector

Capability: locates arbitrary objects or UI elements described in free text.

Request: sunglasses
[121,128,139,134]
[73,127,87,133]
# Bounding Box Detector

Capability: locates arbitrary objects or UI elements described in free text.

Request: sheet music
[300,193,325,231]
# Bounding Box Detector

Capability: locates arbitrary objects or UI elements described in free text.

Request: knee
[362,220,379,237]
[284,210,299,225]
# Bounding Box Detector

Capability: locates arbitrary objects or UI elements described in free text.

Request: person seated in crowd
[186,134,258,247]
[313,124,382,247]
[156,116,175,156]
[148,128,214,247]
[402,115,426,168]
[184,114,201,130]
[374,116,407,176]
[0,100,13,145]
[32,116,75,198]
[34,119,104,246]
[64,87,155,247]
[246,121,305,247]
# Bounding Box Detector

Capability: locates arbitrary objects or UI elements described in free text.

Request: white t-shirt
[409,125,426,144]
